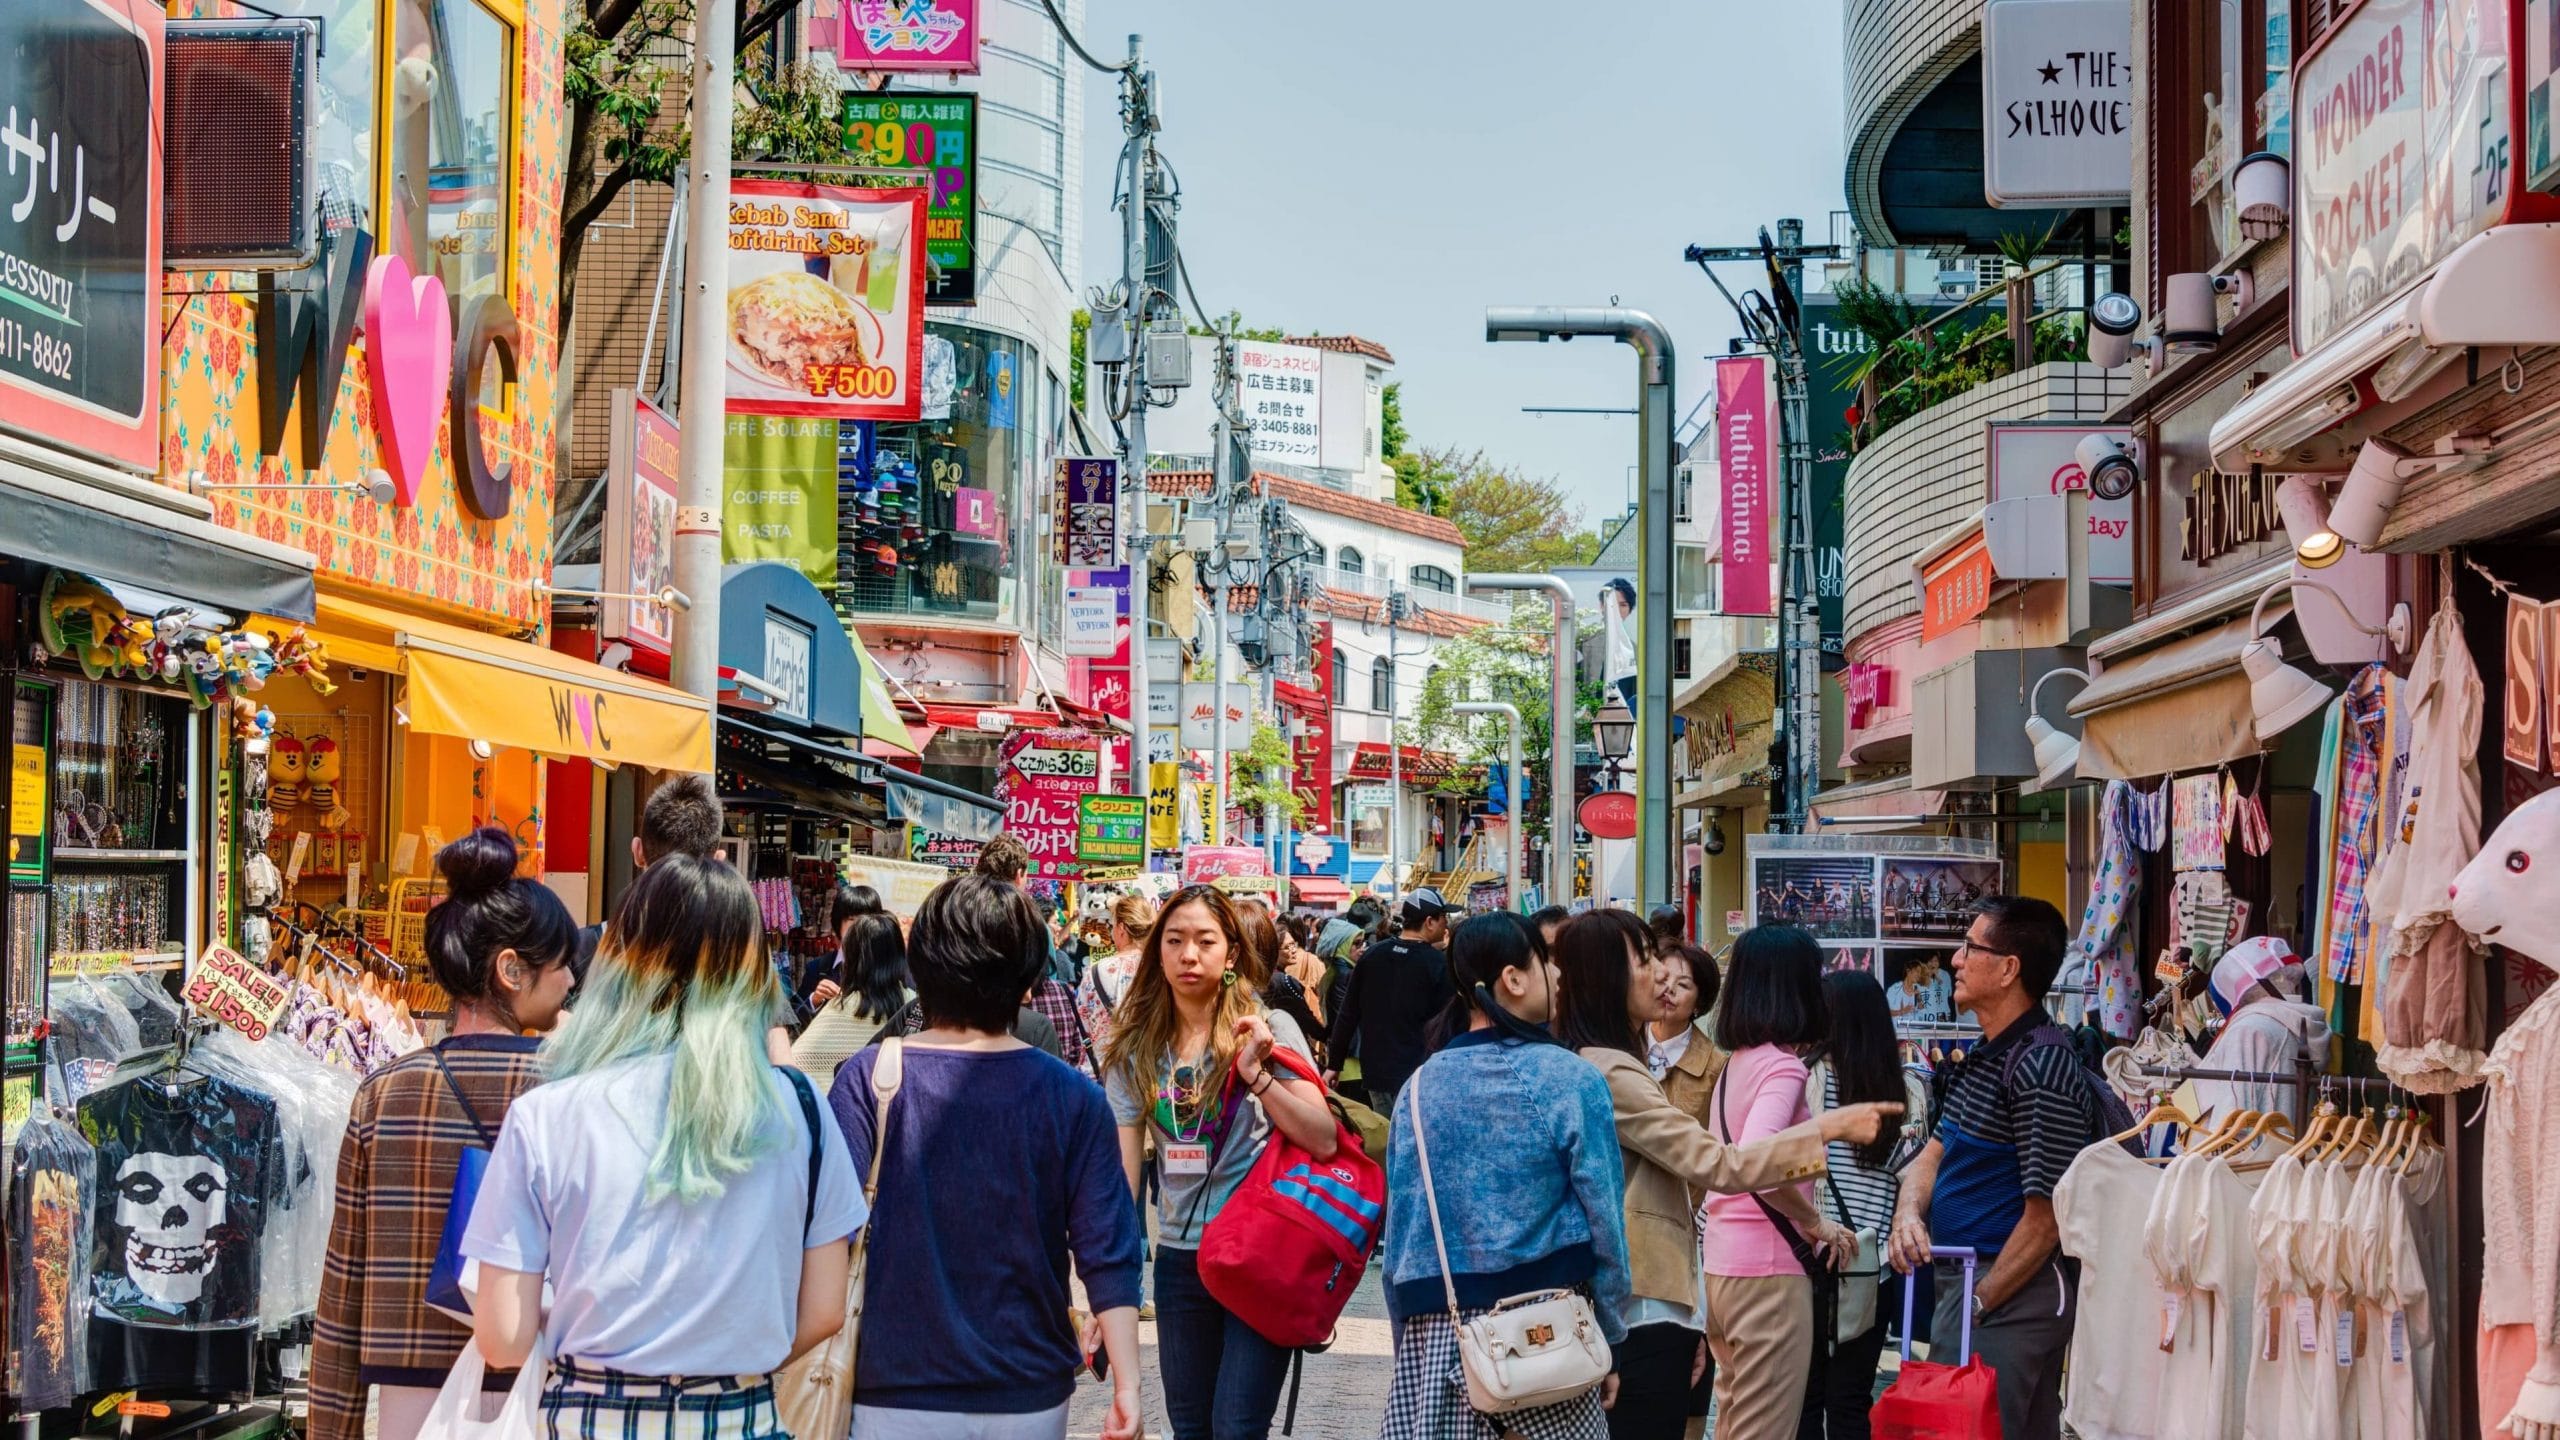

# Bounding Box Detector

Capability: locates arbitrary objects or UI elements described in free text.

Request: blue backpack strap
[780,1066,823,1237]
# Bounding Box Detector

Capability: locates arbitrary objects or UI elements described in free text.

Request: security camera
[2086,292,2152,370]
[2164,272,2255,353]
[1703,808,1727,856]
[2075,433,2141,502]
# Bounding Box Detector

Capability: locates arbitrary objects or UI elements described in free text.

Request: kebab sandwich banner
[723,179,927,421]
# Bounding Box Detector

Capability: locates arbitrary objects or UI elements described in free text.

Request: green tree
[1404,617,1566,848]
[1380,381,1410,459]
[1228,719,1307,826]
[1188,310,1288,343]
[1071,308,1089,417]
[1431,447,1603,572]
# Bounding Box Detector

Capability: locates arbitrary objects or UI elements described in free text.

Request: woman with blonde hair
[1100,884,1341,1440]
[465,855,867,1440]
[1075,892,1156,1059]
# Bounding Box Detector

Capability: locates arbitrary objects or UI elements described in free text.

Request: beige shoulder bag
[773,1037,904,1440]
[1408,1064,1612,1414]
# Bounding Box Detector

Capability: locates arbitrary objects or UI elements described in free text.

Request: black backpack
[1993,1021,2140,1152]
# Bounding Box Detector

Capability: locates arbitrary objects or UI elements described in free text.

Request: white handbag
[773,1037,904,1440]
[1407,1066,1612,1415]
[418,1332,548,1440]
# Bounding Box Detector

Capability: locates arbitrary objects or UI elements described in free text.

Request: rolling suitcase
[1869,1245,2001,1440]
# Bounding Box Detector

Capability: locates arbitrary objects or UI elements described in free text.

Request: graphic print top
[78,1074,286,1330]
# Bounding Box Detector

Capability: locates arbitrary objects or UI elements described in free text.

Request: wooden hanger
[2286,1101,2340,1162]
[2112,1089,2192,1147]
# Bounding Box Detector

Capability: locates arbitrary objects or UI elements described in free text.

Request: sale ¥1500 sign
[723,179,928,421]
[999,729,1102,879]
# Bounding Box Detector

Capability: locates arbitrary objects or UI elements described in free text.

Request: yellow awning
[308,594,714,773]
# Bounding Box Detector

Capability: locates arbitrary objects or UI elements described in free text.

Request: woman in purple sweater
[829,875,1146,1440]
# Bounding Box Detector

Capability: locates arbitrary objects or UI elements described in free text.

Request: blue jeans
[1152,1246,1293,1440]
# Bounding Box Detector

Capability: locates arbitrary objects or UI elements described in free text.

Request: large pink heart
[362,254,452,506]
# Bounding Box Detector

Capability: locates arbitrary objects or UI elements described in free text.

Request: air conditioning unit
[165,19,318,268]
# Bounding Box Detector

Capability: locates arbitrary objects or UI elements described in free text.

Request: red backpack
[1197,1047,1387,1348]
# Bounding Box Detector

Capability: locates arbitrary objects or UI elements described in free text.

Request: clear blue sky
[1075,2,1849,525]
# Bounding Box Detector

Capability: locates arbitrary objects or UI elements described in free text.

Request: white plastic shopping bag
[417,1332,549,1440]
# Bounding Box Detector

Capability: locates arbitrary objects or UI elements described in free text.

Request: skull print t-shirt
[78,1074,285,1331]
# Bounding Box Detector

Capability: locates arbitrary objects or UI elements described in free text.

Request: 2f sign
[1982,0,2134,208]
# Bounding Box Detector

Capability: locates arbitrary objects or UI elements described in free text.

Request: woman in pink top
[1703,924,1849,1440]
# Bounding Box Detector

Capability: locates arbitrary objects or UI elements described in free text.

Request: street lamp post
[1465,573,1577,913]
[1454,701,1523,911]
[1485,307,1676,912]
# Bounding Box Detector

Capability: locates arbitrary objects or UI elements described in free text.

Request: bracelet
[1249,1071,1275,1096]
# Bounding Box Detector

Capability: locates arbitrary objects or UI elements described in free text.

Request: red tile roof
[1284,334,1397,365]
[1253,471,1466,546]
[1312,587,1493,640]
[1146,469,1214,497]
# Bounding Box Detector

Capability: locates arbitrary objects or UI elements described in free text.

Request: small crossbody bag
[1407,1066,1612,1415]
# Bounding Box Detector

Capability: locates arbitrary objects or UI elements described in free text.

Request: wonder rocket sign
[1717,355,1774,617]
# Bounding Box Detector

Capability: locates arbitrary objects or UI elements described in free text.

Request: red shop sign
[1579,791,1639,841]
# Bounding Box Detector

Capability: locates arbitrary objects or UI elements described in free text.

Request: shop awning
[312,594,714,772]
[0,452,316,620]
[1911,646,2084,791]
[916,701,1067,732]
[1290,876,1353,908]
[1676,652,1778,785]
[853,754,1006,839]
[718,563,862,738]
[1809,774,1952,822]
[1346,742,1462,781]
[2068,594,2290,782]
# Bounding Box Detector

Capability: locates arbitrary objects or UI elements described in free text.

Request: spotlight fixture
[2021,667,2091,791]
[2240,578,2413,741]
[2274,476,2344,569]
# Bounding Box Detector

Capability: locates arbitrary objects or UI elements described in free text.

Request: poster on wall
[998,729,1102,879]
[722,179,927,420]
[841,92,978,305]
[836,0,979,72]
[1879,858,2004,940]
[0,0,163,472]
[604,390,681,659]
[1748,854,1877,940]
[1236,342,1324,465]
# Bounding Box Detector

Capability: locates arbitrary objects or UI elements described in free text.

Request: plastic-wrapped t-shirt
[102,971,183,1051]
[8,1081,97,1409]
[190,1027,357,1328]
[49,978,142,1100]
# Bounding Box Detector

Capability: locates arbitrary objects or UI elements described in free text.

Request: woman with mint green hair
[465,854,868,1440]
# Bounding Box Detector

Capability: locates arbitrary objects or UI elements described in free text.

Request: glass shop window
[388,0,515,303]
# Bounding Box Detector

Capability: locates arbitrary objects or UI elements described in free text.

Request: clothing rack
[2136,1056,2320,1129]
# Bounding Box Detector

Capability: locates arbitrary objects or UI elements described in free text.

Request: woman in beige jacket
[1552,909,1899,1440]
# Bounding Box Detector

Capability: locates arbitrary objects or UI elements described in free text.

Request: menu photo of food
[723,179,928,421]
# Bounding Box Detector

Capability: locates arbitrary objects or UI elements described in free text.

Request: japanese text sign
[2293,0,2513,351]
[842,93,978,304]
[1183,846,1273,884]
[837,0,979,72]
[0,0,163,472]
[722,179,926,420]
[1076,794,1147,865]
[1717,355,1775,616]
[1055,457,1121,566]
[183,945,291,1042]
[1236,341,1324,465]
[998,728,1101,879]
[1920,532,1997,643]
[605,391,682,656]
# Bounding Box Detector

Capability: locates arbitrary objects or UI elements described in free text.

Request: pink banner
[837,0,979,72]
[998,729,1101,879]
[1716,355,1773,616]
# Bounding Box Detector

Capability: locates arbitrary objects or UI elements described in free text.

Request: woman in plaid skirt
[1376,913,1628,1440]
[463,855,870,1440]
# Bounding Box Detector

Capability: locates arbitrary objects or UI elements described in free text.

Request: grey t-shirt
[1104,1010,1312,1248]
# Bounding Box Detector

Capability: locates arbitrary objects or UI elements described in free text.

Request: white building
[1140,335,1398,501]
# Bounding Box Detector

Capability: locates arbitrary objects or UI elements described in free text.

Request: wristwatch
[1971,1292,1991,1322]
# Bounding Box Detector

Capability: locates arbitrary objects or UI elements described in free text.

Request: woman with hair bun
[309,827,579,1440]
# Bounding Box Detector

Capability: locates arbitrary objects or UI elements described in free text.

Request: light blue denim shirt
[1380,1031,1633,1342]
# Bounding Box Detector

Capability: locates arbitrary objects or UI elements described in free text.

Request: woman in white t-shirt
[466,854,868,1440]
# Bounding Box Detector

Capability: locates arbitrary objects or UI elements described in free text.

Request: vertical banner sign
[1236,341,1325,465]
[722,179,927,421]
[0,0,163,472]
[1979,0,2135,208]
[1147,761,1183,851]
[1274,620,1335,835]
[842,93,978,306]
[2508,594,2545,769]
[722,415,841,585]
[1054,457,1121,566]
[604,390,682,658]
[998,729,1101,879]
[837,0,980,72]
[1716,355,1775,616]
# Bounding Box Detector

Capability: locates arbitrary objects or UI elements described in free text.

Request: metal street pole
[1465,574,1577,909]
[1773,218,1821,832]
[1484,307,1675,912]
[1115,42,1157,865]
[668,0,737,699]
[1386,597,1402,897]
[1454,701,1523,911]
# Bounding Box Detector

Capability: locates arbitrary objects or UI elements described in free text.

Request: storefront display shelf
[51,849,191,864]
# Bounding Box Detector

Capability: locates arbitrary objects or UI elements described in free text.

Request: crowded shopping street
[10,1,2560,1438]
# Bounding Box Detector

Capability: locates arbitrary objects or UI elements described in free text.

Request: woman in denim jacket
[1379,913,1628,1440]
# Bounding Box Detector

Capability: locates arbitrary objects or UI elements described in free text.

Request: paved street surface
[1067,1271,1396,1440]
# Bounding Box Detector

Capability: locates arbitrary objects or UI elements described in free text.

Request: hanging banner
[722,178,926,420]
[1236,341,1325,465]
[1055,457,1121,566]
[841,92,978,306]
[2524,595,2557,770]
[1278,620,1335,835]
[836,0,980,72]
[604,390,682,658]
[1065,586,1119,657]
[1716,355,1775,616]
[1180,683,1255,751]
[1979,0,2134,208]
[998,728,1102,879]
[1147,761,1183,851]
[722,415,840,585]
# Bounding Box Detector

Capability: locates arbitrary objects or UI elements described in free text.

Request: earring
[1221,968,1238,988]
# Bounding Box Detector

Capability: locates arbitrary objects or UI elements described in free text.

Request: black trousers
[1607,1321,1700,1440]
[1796,1311,1892,1440]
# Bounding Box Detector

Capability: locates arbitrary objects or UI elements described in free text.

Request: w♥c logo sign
[362,254,453,506]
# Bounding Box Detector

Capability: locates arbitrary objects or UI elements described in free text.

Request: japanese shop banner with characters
[723,179,927,421]
[0,0,162,473]
[841,92,978,305]
[835,0,980,72]
[999,728,1102,880]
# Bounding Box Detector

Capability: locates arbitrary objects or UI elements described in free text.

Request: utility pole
[1386,593,1404,897]
[1114,39,1158,865]
[1684,223,1841,833]
[668,0,738,699]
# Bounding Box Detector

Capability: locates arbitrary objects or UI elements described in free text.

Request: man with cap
[1323,887,1455,1114]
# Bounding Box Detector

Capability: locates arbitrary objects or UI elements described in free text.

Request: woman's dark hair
[1819,969,1906,1168]
[1551,908,1650,1059]
[1345,897,1386,937]
[425,827,576,1003]
[840,913,909,1023]
[832,883,883,931]
[908,874,1048,1034]
[1528,905,1571,934]
[1646,904,1686,950]
[1714,924,1830,1053]
[1231,900,1280,988]
[1429,912,1552,1050]
[1667,942,1721,1020]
